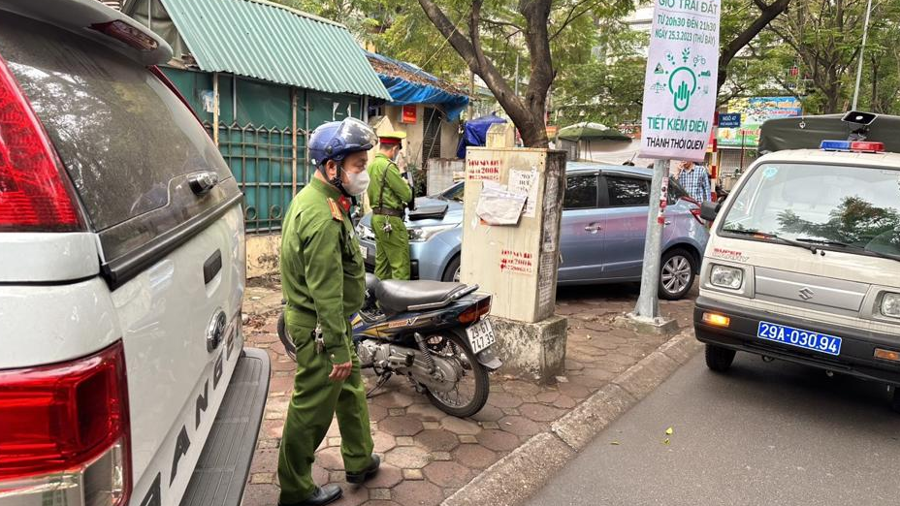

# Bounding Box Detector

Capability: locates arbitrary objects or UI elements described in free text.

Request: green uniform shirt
[280,178,365,364]
[367,153,412,211]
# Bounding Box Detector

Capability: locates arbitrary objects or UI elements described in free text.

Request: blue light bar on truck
[820,140,852,151]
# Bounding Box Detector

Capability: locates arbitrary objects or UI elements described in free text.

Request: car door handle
[204,249,222,284]
[584,224,602,233]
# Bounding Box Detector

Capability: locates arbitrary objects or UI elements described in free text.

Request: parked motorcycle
[278,274,501,417]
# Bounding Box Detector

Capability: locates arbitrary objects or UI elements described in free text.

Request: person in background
[675,160,712,203]
[367,132,413,280]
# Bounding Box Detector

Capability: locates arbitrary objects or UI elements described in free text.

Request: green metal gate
[210,123,294,232]
[163,67,363,233]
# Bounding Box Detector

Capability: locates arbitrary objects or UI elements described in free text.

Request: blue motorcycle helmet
[309,117,377,195]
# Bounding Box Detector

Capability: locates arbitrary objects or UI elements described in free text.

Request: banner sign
[717,97,801,147]
[639,0,722,162]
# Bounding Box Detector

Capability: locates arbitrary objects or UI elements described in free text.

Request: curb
[443,330,702,506]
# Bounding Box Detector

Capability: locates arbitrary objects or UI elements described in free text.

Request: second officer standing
[366,132,413,280]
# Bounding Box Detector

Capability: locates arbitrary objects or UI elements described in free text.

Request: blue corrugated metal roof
[159,0,390,100]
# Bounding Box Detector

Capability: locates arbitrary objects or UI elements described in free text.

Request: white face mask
[343,169,370,196]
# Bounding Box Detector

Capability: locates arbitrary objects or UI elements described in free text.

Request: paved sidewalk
[241,278,696,506]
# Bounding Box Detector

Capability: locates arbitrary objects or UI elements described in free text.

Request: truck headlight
[882,293,900,318]
[710,264,744,290]
[408,224,457,242]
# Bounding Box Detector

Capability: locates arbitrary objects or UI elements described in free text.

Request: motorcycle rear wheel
[424,328,490,418]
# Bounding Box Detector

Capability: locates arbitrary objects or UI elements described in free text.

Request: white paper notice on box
[509,168,539,218]
[476,182,527,226]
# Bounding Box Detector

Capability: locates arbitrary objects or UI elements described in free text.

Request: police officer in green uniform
[278,118,381,506]
[366,132,413,280]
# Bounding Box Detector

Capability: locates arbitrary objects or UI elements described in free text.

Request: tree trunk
[416,0,551,148]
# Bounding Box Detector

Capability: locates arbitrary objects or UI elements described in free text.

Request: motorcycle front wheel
[424,328,490,418]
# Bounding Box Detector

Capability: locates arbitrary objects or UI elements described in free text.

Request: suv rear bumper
[694,297,900,385]
[180,348,270,506]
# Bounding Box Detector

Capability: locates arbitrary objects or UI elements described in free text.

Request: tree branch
[549,0,595,41]
[718,0,791,93]
[482,17,524,32]
[417,0,537,143]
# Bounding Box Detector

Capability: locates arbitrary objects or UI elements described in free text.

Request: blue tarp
[457,113,507,158]
[367,52,469,121]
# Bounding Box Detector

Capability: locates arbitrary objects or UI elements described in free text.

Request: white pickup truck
[0,2,270,506]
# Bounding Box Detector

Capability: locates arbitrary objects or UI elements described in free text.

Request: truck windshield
[720,162,900,258]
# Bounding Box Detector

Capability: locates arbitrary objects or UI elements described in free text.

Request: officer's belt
[372,206,404,217]
[285,304,354,329]
[284,305,318,329]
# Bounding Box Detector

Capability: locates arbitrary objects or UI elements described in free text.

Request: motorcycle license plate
[467,319,496,354]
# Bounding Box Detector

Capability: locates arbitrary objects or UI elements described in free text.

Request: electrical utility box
[460,148,567,323]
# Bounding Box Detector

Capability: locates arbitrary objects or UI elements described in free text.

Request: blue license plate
[757,321,842,356]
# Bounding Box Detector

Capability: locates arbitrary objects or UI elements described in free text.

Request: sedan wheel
[659,249,695,300]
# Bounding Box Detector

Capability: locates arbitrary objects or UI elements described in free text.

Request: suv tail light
[0,341,131,506]
[0,55,83,232]
[90,21,159,52]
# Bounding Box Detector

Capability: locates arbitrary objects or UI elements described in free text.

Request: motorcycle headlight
[408,224,458,242]
[356,222,375,241]
[710,264,744,290]
[881,292,900,319]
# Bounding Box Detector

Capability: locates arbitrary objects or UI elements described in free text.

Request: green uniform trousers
[277,318,374,504]
[372,214,410,281]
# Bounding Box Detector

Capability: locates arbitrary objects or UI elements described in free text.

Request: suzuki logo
[798,287,815,301]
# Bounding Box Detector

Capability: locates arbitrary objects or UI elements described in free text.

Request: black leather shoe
[281,485,342,506]
[345,455,380,484]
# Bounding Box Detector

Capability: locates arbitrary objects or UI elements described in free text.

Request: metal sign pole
[852,0,874,111]
[632,158,670,320]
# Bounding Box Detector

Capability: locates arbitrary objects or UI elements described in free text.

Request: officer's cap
[379,131,407,146]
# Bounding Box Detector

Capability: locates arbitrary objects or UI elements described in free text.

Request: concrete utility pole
[632,158,669,321]
[852,0,874,111]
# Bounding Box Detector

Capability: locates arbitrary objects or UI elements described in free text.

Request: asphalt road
[526,351,900,506]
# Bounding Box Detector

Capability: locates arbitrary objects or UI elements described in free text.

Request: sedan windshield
[720,162,900,258]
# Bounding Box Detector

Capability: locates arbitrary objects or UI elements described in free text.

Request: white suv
[0,3,269,506]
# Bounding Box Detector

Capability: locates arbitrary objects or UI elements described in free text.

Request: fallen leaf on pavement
[665,427,674,436]
[663,438,670,445]
[610,441,620,446]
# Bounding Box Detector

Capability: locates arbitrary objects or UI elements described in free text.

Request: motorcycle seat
[365,273,381,293]
[375,280,467,314]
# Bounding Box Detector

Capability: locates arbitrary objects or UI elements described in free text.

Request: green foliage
[553,24,647,127]
[758,0,900,114]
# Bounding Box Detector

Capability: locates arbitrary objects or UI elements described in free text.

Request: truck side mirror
[700,201,721,222]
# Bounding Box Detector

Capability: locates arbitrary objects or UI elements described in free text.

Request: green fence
[163,67,363,233]
[208,123,294,232]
